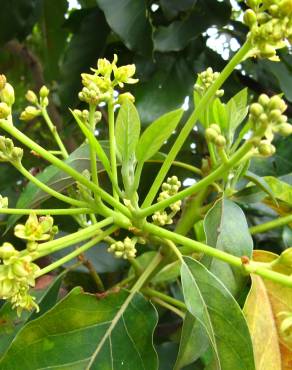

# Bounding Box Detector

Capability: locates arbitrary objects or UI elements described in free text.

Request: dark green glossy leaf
[0,273,63,357]
[0,0,42,45]
[96,0,153,56]
[181,256,255,370]
[40,0,68,80]
[175,312,209,369]
[0,287,158,369]
[160,0,197,20]
[116,99,140,162]
[203,198,253,296]
[60,8,110,108]
[136,108,183,163]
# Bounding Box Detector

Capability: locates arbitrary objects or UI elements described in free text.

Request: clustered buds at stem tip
[152,176,182,226]
[108,236,138,260]
[194,67,224,97]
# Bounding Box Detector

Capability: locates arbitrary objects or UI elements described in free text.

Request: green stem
[0,119,130,218]
[0,208,94,215]
[16,164,89,209]
[108,101,118,201]
[138,139,254,218]
[150,297,185,319]
[145,159,203,176]
[35,225,118,277]
[142,40,252,208]
[143,222,292,287]
[143,287,186,310]
[22,217,114,259]
[41,108,68,159]
[86,252,162,369]
[88,104,99,200]
[250,214,292,234]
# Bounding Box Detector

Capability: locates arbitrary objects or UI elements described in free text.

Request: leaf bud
[0,102,11,119]
[0,82,15,106]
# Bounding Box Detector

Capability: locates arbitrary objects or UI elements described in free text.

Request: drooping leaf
[180,257,255,370]
[136,108,183,163]
[96,0,153,56]
[264,176,292,207]
[175,312,209,369]
[115,99,140,162]
[0,287,158,369]
[6,143,95,231]
[0,273,64,357]
[244,171,277,205]
[203,198,253,296]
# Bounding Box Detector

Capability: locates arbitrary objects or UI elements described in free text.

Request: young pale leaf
[115,99,140,162]
[0,288,158,369]
[181,257,255,370]
[212,98,228,131]
[136,108,183,163]
[226,88,248,132]
[203,198,253,297]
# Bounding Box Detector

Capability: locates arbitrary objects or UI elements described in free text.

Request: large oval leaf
[0,287,158,369]
[203,198,253,296]
[180,256,255,370]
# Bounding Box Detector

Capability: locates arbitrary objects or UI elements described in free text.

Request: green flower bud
[258,94,270,107]
[205,128,218,142]
[250,102,264,117]
[11,147,23,163]
[0,82,15,106]
[0,243,17,260]
[209,123,221,134]
[39,216,54,234]
[20,106,41,121]
[0,195,8,209]
[94,111,102,123]
[0,74,6,90]
[0,102,11,119]
[12,260,30,278]
[277,123,292,136]
[97,58,112,76]
[0,279,14,297]
[215,135,226,147]
[269,95,287,112]
[269,109,282,121]
[244,9,257,26]
[39,85,49,98]
[259,113,268,124]
[258,141,276,156]
[25,90,38,104]
[40,96,49,108]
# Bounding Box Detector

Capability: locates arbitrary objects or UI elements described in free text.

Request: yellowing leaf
[244,250,292,370]
[244,274,281,370]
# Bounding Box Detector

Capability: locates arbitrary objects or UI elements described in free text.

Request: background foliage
[0,0,292,368]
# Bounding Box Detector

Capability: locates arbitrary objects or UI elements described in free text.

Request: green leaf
[203,198,253,296]
[175,312,209,369]
[180,256,255,370]
[115,99,141,162]
[5,143,95,231]
[0,273,63,357]
[0,0,42,45]
[39,0,68,80]
[211,98,228,131]
[160,0,197,20]
[136,108,183,163]
[244,171,277,205]
[59,8,110,108]
[0,287,158,369]
[264,176,292,207]
[96,0,153,56]
[226,88,248,142]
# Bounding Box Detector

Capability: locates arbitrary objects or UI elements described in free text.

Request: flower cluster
[0,243,39,315]
[194,67,224,98]
[14,213,58,252]
[20,85,50,121]
[249,93,291,156]
[152,176,182,226]
[72,109,102,129]
[244,0,292,60]
[0,136,23,165]
[78,55,138,106]
[205,123,227,148]
[0,74,14,120]
[108,237,138,259]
